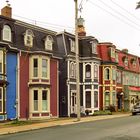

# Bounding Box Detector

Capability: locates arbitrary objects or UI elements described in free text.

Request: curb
[0,113,131,136]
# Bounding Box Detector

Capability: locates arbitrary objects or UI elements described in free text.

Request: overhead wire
[87,0,140,32]
[110,0,140,21]
[98,0,140,29]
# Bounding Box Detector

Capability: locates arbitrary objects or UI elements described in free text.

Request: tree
[136,1,140,9]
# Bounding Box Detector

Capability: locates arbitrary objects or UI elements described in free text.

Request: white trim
[62,33,67,56]
[67,84,70,116]
[17,53,20,119]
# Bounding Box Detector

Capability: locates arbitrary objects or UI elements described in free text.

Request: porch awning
[128,86,140,92]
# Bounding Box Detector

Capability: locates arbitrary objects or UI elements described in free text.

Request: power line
[13,14,74,31]
[87,0,140,32]
[98,0,140,29]
[110,0,140,21]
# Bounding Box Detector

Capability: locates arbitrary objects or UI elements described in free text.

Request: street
[0,115,140,140]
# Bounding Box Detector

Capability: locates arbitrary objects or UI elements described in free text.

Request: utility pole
[74,0,81,121]
[136,1,140,9]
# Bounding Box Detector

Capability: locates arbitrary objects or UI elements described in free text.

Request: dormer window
[3,25,12,42]
[124,58,128,66]
[24,29,34,47]
[90,41,97,54]
[131,59,136,68]
[45,35,53,50]
[115,53,118,62]
[69,39,75,52]
[111,48,115,58]
[24,30,34,47]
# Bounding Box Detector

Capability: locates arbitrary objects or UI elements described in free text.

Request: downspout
[16,51,20,120]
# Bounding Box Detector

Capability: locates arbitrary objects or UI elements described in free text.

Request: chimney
[77,16,86,37]
[1,2,12,18]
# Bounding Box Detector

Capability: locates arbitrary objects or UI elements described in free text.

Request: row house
[98,43,140,111]
[0,4,59,121]
[57,17,101,117]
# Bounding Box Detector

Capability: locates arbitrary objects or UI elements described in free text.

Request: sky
[0,0,140,56]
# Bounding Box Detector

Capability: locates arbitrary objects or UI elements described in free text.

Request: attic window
[45,35,53,50]
[69,38,75,52]
[90,41,97,54]
[24,29,34,47]
[110,48,115,58]
[3,25,12,42]
[131,59,136,68]
[124,57,128,66]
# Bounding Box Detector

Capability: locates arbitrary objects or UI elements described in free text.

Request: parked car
[132,102,140,115]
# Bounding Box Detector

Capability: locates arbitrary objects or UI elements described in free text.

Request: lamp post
[74,0,81,121]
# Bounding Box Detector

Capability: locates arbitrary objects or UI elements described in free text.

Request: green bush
[93,110,112,116]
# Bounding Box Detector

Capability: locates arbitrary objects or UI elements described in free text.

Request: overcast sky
[0,0,140,56]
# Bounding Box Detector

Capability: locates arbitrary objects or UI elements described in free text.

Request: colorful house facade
[98,42,140,111]
[57,28,101,117]
[0,4,60,121]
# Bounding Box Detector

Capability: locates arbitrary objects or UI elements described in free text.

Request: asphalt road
[0,115,140,140]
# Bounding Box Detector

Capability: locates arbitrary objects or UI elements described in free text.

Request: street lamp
[74,0,81,121]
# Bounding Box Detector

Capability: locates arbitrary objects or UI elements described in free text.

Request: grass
[93,110,112,116]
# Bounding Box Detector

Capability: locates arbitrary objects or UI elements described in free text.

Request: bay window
[33,58,38,77]
[0,88,2,112]
[42,59,47,78]
[85,64,91,78]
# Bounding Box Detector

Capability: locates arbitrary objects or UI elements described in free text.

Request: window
[69,39,75,52]
[32,89,49,113]
[33,58,38,77]
[85,64,91,78]
[45,35,53,50]
[90,41,97,54]
[105,92,110,107]
[86,91,91,108]
[42,59,47,78]
[116,71,122,83]
[42,90,48,111]
[111,48,115,58]
[124,58,128,66]
[94,64,98,78]
[24,29,34,47]
[112,92,116,106]
[112,69,116,80]
[115,53,118,62]
[70,62,76,78]
[94,91,98,108]
[33,90,38,111]
[3,25,12,42]
[104,68,110,80]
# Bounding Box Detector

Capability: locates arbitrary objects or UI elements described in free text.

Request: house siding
[6,52,17,120]
[19,53,29,119]
[50,59,58,117]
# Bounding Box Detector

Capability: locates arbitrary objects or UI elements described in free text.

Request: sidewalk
[0,113,131,135]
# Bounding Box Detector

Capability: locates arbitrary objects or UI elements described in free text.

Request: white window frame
[94,64,98,78]
[3,25,12,42]
[104,68,110,80]
[33,58,38,78]
[42,59,48,78]
[30,56,49,80]
[85,64,91,78]
[70,62,76,78]
[69,38,75,52]
[105,91,110,107]
[45,35,53,51]
[24,29,34,47]
[32,88,49,113]
[90,41,97,54]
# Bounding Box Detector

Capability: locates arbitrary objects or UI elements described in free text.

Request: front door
[70,92,77,114]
